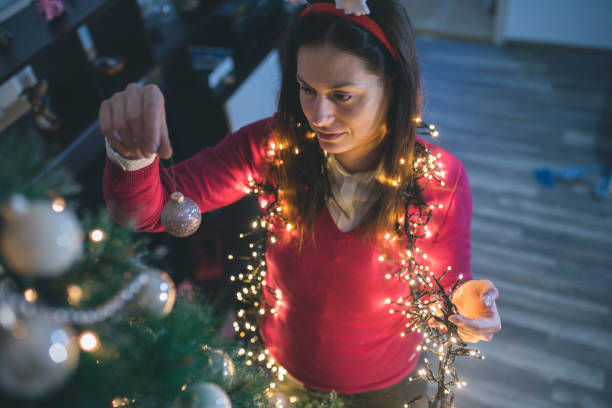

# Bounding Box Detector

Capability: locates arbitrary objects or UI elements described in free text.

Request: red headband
[298,3,398,61]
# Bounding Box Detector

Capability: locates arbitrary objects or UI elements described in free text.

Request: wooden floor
[416,38,612,408]
[403,0,495,42]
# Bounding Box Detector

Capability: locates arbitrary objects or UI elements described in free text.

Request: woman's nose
[310,96,335,127]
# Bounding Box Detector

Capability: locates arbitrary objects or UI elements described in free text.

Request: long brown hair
[272,0,424,244]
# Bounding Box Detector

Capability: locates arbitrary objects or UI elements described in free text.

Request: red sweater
[103,117,473,393]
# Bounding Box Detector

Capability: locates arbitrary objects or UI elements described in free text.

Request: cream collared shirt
[325,154,382,232]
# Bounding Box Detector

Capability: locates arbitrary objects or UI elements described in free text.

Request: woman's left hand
[448,279,501,343]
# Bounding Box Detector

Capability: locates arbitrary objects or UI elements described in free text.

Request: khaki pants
[276,369,429,408]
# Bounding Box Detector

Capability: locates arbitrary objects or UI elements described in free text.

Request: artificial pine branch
[0,128,79,202]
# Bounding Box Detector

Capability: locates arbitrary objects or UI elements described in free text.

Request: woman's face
[297,44,388,173]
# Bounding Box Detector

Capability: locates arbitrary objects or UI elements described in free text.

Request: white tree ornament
[0,195,83,277]
[0,316,79,398]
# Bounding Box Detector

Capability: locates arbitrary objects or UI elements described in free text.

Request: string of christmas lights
[399,267,484,408]
[227,118,483,407]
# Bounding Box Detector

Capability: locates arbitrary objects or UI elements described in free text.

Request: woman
[100,1,501,406]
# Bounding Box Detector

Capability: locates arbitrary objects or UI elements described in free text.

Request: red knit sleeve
[426,161,473,291]
[103,117,272,232]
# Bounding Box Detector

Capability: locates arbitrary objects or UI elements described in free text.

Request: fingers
[99,99,114,143]
[427,296,445,318]
[110,130,132,157]
[429,319,448,333]
[457,327,493,343]
[100,100,131,158]
[449,314,501,333]
[99,83,171,159]
[450,309,501,343]
[125,83,147,157]
[111,90,143,157]
[141,84,163,158]
[481,280,500,304]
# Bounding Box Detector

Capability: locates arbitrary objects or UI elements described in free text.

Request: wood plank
[473,205,612,245]
[497,305,612,353]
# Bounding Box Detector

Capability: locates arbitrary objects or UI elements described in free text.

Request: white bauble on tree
[189,382,231,408]
[161,192,201,237]
[0,195,83,277]
[0,315,79,398]
[132,269,177,317]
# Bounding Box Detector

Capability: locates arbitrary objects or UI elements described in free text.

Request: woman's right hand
[99,83,173,159]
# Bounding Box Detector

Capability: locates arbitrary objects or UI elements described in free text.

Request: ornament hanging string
[164,150,178,194]
[160,141,202,238]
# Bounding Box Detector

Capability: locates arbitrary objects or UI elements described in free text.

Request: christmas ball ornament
[265,389,289,408]
[133,269,176,317]
[0,195,83,277]
[0,315,79,398]
[202,345,235,384]
[161,192,201,237]
[189,382,231,408]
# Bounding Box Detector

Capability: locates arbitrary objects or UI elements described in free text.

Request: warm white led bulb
[89,229,104,242]
[79,331,100,352]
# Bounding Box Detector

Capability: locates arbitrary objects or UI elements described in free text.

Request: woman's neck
[334,151,379,174]
[334,138,384,174]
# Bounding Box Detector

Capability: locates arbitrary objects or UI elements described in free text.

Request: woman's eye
[299,86,314,95]
[335,93,352,102]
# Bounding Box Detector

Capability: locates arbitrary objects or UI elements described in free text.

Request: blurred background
[0,0,610,407]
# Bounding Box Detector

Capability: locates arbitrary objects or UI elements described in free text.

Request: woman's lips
[315,130,345,141]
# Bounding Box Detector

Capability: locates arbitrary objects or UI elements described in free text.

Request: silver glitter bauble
[0,196,83,277]
[202,345,235,384]
[161,192,201,237]
[133,269,176,317]
[265,389,289,408]
[189,382,231,408]
[0,316,79,398]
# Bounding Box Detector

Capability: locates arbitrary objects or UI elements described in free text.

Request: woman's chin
[316,137,346,154]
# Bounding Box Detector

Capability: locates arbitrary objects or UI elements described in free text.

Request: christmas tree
[0,130,345,407]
